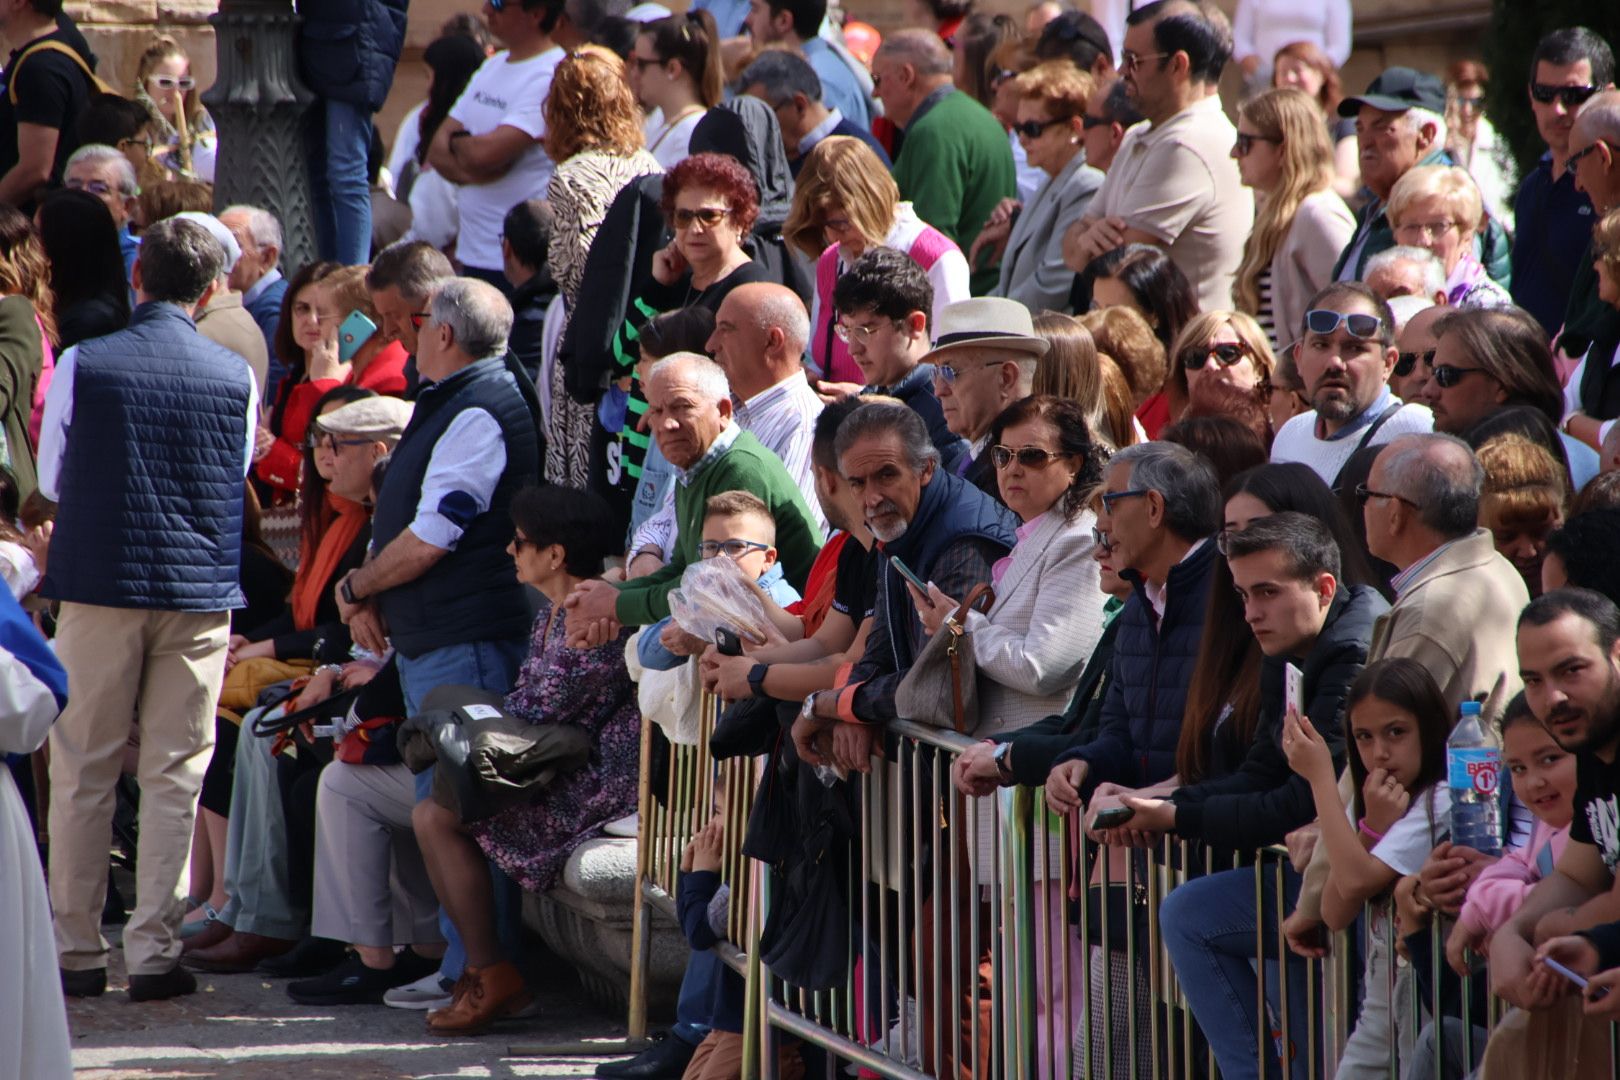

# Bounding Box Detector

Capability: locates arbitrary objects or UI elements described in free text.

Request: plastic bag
[668,556,772,649]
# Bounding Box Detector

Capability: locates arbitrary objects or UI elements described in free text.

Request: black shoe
[61,967,107,998]
[260,935,349,978]
[128,964,197,1002]
[287,948,440,1006]
[595,1031,699,1079]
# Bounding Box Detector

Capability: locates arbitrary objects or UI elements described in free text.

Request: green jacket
[1331,147,1511,288]
[891,89,1016,296]
[614,428,824,626]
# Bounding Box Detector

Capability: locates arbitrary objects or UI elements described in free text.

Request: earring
[1070,136,1079,144]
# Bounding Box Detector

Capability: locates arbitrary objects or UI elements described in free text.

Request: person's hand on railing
[1491,930,1570,1010]
[831,722,878,774]
[1445,919,1486,976]
[952,742,1004,796]
[1046,758,1089,816]
[1391,875,1429,958]
[1282,909,1329,959]
[1418,841,1497,915]
[1283,823,1319,872]
[700,648,752,699]
[791,691,838,766]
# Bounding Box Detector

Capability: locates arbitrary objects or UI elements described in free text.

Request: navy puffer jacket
[1054,537,1218,793]
[297,0,409,111]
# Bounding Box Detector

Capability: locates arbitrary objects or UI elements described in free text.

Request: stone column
[203,0,316,271]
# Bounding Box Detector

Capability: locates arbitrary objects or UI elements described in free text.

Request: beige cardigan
[1265,188,1355,349]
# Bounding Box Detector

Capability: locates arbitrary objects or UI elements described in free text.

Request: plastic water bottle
[1447,700,1503,856]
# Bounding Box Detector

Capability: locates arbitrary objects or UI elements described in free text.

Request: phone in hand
[336,309,378,363]
[1542,956,1590,989]
[1092,805,1136,830]
[889,555,929,595]
[1285,662,1304,718]
[714,627,743,657]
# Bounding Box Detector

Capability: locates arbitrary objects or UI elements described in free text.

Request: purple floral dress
[467,597,640,892]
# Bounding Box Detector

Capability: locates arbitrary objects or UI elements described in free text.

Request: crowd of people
[6,0,1620,1077]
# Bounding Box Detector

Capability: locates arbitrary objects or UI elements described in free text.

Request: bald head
[1574,90,1620,212]
[872,30,954,129]
[877,30,953,76]
[709,283,811,399]
[1374,432,1483,539]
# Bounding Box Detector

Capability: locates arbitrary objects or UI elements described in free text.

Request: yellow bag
[219,656,315,712]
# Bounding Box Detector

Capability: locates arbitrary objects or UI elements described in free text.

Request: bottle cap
[1460,700,1482,716]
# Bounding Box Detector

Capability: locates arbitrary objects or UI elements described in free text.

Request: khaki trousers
[48,602,229,974]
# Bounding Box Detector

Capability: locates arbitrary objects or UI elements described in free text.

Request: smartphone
[336,309,378,363]
[713,627,743,657]
[1092,805,1136,830]
[1285,663,1304,718]
[889,555,929,594]
[1542,957,1589,989]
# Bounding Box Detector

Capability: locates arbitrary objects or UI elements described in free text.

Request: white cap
[171,211,241,274]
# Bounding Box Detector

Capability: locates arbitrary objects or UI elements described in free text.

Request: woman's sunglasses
[148,75,196,92]
[1012,117,1068,139]
[1233,132,1281,157]
[991,445,1075,470]
[1184,342,1252,370]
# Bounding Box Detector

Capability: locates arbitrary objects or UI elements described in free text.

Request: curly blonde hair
[544,47,646,162]
[1478,432,1567,532]
[784,136,900,260]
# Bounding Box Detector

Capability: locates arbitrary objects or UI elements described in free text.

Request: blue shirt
[1512,152,1596,336]
[691,0,749,35]
[802,36,870,131]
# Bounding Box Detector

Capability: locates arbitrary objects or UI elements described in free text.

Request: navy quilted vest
[369,356,539,658]
[42,302,251,611]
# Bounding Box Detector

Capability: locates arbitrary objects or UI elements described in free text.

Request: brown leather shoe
[180,917,233,954]
[180,931,297,973]
[425,962,532,1036]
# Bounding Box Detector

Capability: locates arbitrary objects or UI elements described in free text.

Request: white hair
[1401,106,1448,150]
[1385,293,1436,332]
[1366,244,1446,299]
[647,351,731,403]
[65,143,136,196]
[221,204,283,253]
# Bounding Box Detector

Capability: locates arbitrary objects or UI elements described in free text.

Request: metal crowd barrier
[627,706,1620,1080]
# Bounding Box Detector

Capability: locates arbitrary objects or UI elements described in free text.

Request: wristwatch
[340,576,363,606]
[747,663,769,698]
[800,691,821,722]
[992,740,1014,782]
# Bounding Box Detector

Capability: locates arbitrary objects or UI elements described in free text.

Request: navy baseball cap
[1338,67,1447,117]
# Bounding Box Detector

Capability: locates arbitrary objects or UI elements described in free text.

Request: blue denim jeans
[1161,864,1319,1080]
[398,638,527,980]
[308,98,372,266]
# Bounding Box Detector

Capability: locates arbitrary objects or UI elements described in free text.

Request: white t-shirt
[448,47,562,271]
[1345,784,1450,877]
[1269,400,1433,486]
[644,108,706,171]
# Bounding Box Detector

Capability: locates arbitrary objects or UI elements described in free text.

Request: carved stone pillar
[203,0,315,271]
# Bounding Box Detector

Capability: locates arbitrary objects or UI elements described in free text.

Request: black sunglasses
[1305,309,1383,340]
[1184,342,1251,370]
[1393,348,1434,378]
[1429,363,1488,389]
[1013,117,1068,139]
[1530,82,1597,107]
[1233,132,1281,156]
[991,445,1076,470]
[1569,140,1613,169]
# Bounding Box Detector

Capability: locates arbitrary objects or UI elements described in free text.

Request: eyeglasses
[511,532,536,550]
[1120,50,1171,72]
[991,445,1076,470]
[1013,117,1068,139]
[66,177,115,197]
[1395,219,1458,241]
[1183,342,1252,370]
[117,135,153,152]
[834,318,898,344]
[303,433,376,451]
[672,206,731,230]
[1428,363,1489,389]
[1569,140,1613,169]
[148,74,196,92]
[989,67,1018,89]
[1233,132,1282,157]
[1457,94,1485,111]
[698,538,770,559]
[934,359,1003,384]
[408,311,432,330]
[1304,309,1383,340]
[1353,483,1419,509]
[1393,348,1435,377]
[1090,526,1115,553]
[630,55,664,70]
[1530,82,1597,107]
[1099,487,1150,512]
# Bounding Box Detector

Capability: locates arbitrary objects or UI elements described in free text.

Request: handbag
[219,656,315,712]
[893,584,995,733]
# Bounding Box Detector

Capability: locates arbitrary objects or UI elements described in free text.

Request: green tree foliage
[1482,0,1620,176]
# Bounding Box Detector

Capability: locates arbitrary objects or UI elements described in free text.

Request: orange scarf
[290,493,367,631]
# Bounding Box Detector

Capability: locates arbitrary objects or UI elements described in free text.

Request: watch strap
[747,663,769,697]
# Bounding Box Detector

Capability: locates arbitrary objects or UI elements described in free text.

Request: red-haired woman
[647,152,771,313]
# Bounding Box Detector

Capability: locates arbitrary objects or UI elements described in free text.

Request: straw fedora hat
[921,297,1050,364]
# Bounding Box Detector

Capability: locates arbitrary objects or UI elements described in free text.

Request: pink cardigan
[810,224,963,386]
[1454,819,1569,939]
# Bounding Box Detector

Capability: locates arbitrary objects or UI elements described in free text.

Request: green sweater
[614,428,824,626]
[891,89,1016,296]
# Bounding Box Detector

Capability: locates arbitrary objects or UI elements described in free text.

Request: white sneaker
[383,971,455,1010]
[603,813,639,838]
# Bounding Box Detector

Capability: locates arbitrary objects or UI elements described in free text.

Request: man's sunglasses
[1569,140,1614,169]
[1393,348,1435,378]
[1530,83,1597,107]
[1304,309,1383,340]
[1184,342,1251,370]
[991,445,1075,470]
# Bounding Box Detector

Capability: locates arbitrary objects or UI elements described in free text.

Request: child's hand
[1279,708,1333,783]
[1283,909,1329,959]
[1446,920,1486,976]
[1392,874,1430,940]
[692,818,724,873]
[1362,767,1410,835]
